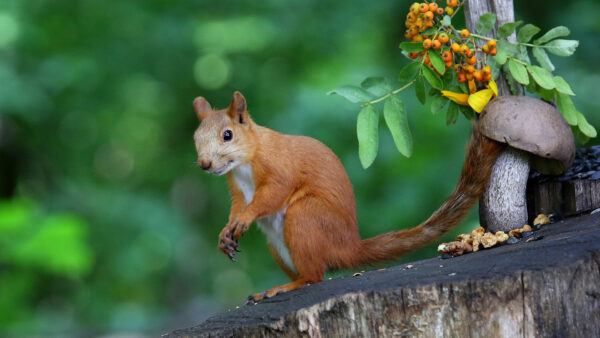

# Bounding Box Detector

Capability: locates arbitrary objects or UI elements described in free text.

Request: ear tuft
[228,91,248,124]
[194,97,213,121]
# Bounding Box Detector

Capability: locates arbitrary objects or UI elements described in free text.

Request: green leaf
[383,95,413,157]
[446,102,459,125]
[399,41,426,52]
[493,47,508,65]
[527,65,555,90]
[487,56,501,80]
[503,63,521,95]
[497,39,520,57]
[428,51,445,75]
[327,86,373,103]
[422,66,443,90]
[442,15,451,27]
[556,93,578,125]
[459,104,476,120]
[537,87,554,101]
[517,24,540,43]
[361,77,392,97]
[508,59,529,85]
[577,112,597,138]
[476,13,496,34]
[414,75,426,104]
[421,27,437,35]
[532,47,555,72]
[543,39,579,57]
[552,76,575,96]
[357,105,379,169]
[430,95,448,114]
[525,79,537,94]
[497,21,523,38]
[534,26,570,44]
[398,62,422,83]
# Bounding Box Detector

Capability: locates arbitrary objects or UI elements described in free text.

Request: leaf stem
[360,80,416,107]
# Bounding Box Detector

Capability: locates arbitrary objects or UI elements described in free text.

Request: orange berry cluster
[404,1,497,89]
[404,1,458,43]
[482,38,498,56]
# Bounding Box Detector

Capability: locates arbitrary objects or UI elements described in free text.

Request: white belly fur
[231,164,297,274]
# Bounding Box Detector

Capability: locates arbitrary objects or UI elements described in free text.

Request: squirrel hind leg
[246,277,322,304]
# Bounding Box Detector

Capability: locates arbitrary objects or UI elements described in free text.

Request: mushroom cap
[479,96,575,175]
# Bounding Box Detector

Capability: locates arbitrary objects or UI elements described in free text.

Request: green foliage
[497,21,523,38]
[327,86,373,103]
[476,13,496,34]
[356,105,379,168]
[383,95,412,157]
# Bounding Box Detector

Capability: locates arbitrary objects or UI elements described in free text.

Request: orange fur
[193,92,504,302]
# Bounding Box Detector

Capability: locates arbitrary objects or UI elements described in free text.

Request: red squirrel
[193,91,504,303]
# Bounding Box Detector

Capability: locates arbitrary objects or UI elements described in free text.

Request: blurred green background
[0,0,598,335]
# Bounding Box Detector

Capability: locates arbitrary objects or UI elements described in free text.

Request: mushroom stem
[479,147,531,232]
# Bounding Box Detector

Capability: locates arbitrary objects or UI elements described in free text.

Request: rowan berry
[423,39,432,49]
[466,50,474,58]
[424,11,434,20]
[419,3,429,13]
[460,44,469,55]
[447,0,458,8]
[412,35,424,42]
[445,61,453,68]
[457,73,466,83]
[482,65,491,75]
[464,65,475,73]
[451,43,461,53]
[425,20,434,28]
[482,44,490,53]
[441,51,452,62]
[489,48,497,56]
[460,29,470,38]
[438,33,449,44]
[436,7,444,15]
[466,73,474,81]
[407,12,416,22]
[409,52,420,59]
[445,7,454,15]
[432,39,442,50]
[474,70,483,82]
[488,39,497,48]
[429,3,438,12]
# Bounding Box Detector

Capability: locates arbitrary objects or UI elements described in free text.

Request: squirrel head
[193,91,255,176]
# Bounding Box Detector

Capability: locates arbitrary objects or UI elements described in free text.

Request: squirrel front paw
[218,228,240,261]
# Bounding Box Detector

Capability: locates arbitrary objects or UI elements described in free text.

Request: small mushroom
[508,224,533,238]
[533,214,551,226]
[437,241,473,257]
[478,96,575,233]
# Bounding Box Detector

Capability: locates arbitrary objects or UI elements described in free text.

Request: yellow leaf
[468,89,494,113]
[488,78,498,97]
[440,90,469,106]
[468,79,477,94]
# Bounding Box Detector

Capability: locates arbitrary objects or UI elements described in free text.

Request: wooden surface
[166,212,600,338]
[527,179,600,221]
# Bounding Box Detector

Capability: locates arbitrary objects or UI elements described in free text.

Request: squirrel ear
[193,97,213,121]
[227,91,248,125]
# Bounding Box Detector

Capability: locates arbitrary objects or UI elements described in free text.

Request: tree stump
[166,212,600,337]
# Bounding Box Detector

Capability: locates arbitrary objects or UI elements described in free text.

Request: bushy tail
[358,125,504,265]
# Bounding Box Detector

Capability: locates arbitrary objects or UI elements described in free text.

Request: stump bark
[166,212,600,338]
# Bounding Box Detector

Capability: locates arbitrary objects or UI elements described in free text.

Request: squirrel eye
[223,129,233,142]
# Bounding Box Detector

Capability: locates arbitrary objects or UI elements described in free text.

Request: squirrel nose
[199,160,212,171]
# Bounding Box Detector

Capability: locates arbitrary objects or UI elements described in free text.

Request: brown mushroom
[477,96,575,233]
